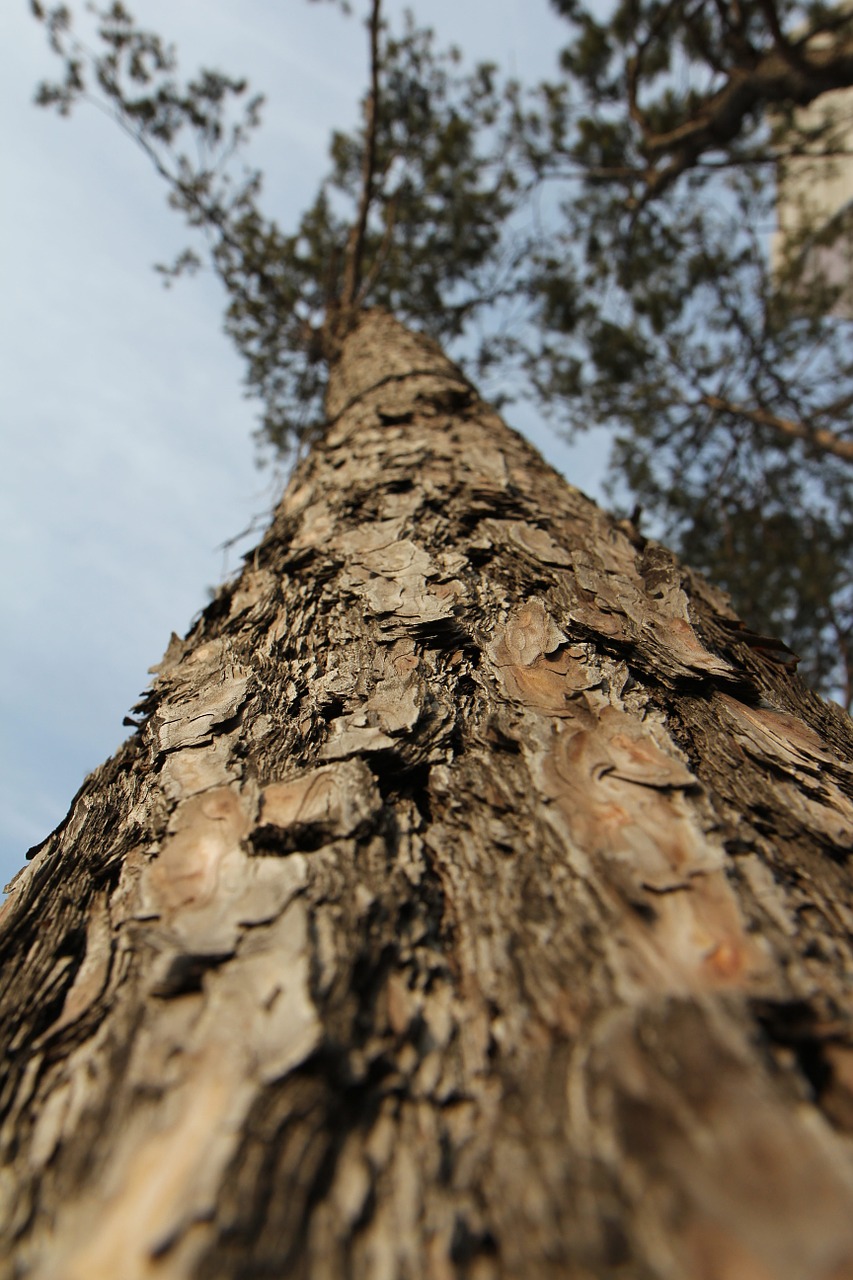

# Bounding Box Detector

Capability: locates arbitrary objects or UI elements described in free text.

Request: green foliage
[32,1,523,454]
[307,16,522,350]
[524,0,853,705]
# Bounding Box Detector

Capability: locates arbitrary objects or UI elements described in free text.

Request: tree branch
[339,0,382,313]
[700,393,853,463]
[626,0,686,137]
[355,186,399,306]
[630,28,853,209]
[757,0,808,74]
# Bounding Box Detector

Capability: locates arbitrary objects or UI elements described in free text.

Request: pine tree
[5,5,853,1275]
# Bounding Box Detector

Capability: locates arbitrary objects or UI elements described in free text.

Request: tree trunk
[3,310,853,1280]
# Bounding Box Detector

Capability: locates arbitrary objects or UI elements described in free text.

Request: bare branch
[355,187,399,306]
[700,393,853,463]
[630,28,853,209]
[756,0,808,74]
[339,0,382,314]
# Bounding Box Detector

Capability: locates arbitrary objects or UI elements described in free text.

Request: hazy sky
[1,0,610,887]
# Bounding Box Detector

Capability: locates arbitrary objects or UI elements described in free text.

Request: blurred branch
[700,393,853,462]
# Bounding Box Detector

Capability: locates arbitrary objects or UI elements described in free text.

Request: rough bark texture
[3,310,853,1280]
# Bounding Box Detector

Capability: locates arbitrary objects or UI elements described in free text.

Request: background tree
[524,0,853,707]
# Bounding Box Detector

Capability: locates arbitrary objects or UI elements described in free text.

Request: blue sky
[1,0,610,887]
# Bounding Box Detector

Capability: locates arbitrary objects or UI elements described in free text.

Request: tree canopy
[525,0,853,704]
[31,0,524,453]
[31,0,853,707]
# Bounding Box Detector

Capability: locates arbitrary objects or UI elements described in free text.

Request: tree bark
[3,310,853,1280]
